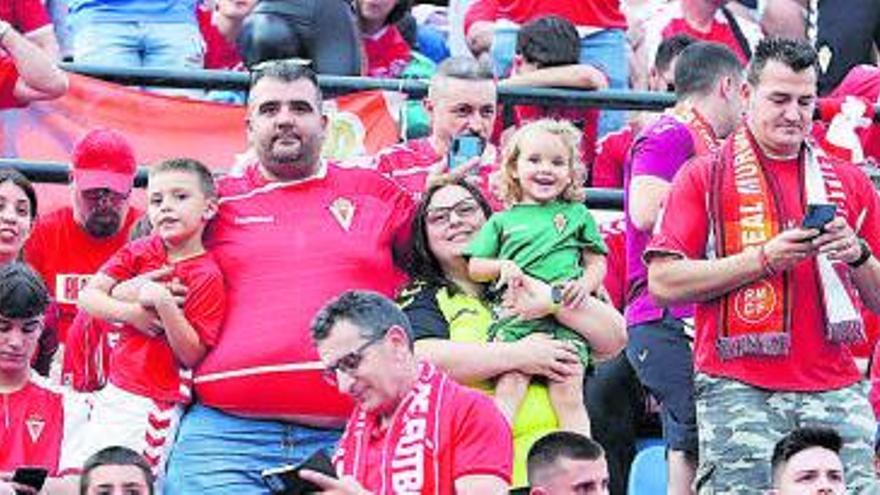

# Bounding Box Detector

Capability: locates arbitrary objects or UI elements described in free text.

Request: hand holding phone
[261,449,336,495]
[11,467,48,495]
[802,203,837,234]
[448,134,485,173]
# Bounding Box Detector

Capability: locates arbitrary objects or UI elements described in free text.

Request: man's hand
[298,470,370,495]
[424,143,497,190]
[813,217,863,264]
[0,473,36,495]
[511,333,581,382]
[761,227,820,273]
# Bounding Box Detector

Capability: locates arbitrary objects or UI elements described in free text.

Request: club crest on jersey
[330,197,356,231]
[553,213,567,233]
[26,414,46,443]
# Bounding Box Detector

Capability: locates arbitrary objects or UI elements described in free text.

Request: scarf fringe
[717,333,791,360]
[827,319,867,344]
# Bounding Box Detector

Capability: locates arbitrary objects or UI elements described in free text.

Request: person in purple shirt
[623,42,745,494]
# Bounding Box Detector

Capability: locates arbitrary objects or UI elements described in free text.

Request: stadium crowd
[2,0,880,494]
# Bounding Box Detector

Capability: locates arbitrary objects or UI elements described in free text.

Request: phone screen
[261,450,336,494]
[448,135,485,171]
[802,203,837,232]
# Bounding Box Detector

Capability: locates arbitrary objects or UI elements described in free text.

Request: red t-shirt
[600,218,627,312]
[194,162,414,419]
[363,26,412,78]
[197,8,244,71]
[464,0,626,33]
[592,122,634,188]
[339,370,513,492]
[25,207,142,343]
[0,375,88,476]
[0,0,51,35]
[0,57,20,109]
[100,235,226,404]
[661,15,749,65]
[647,144,880,391]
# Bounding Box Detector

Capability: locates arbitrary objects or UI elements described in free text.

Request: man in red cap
[25,128,143,388]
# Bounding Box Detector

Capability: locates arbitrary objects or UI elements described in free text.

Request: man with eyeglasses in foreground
[302,290,512,495]
[163,60,415,494]
[25,128,143,388]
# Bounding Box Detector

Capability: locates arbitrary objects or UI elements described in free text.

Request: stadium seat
[627,445,667,495]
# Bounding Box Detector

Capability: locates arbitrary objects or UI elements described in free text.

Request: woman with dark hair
[0,168,56,376]
[400,178,625,487]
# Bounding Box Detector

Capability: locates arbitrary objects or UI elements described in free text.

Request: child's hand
[128,306,164,337]
[499,260,524,288]
[138,280,174,309]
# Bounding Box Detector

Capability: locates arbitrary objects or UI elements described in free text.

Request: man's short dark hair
[771,426,843,485]
[655,34,696,74]
[80,446,154,495]
[674,42,744,99]
[434,56,494,81]
[149,158,217,198]
[0,262,49,319]
[527,431,605,484]
[747,37,819,87]
[516,15,580,68]
[311,290,413,346]
[248,59,322,105]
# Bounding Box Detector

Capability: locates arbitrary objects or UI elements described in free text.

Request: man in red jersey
[647,37,880,493]
[372,56,500,204]
[302,290,512,495]
[25,129,142,388]
[163,60,415,494]
[0,263,87,495]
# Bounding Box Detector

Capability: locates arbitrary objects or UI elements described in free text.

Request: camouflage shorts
[694,374,879,495]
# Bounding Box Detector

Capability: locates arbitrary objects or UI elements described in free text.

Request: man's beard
[84,211,122,238]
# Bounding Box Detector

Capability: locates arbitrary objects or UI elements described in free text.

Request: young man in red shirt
[305,290,512,494]
[647,37,880,493]
[0,263,87,494]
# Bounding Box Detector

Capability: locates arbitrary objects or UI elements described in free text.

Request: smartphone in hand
[12,467,48,494]
[448,134,485,172]
[802,203,837,234]
[261,449,336,495]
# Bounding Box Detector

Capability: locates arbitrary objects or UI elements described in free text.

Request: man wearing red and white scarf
[305,290,513,495]
[646,37,880,494]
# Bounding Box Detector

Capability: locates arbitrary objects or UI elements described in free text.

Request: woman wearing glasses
[399,178,625,488]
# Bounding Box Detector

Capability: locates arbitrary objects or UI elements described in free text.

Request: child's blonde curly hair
[499,118,586,205]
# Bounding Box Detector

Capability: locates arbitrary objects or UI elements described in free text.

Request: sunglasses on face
[321,337,382,386]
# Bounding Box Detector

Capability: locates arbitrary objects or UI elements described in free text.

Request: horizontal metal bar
[0,159,627,209]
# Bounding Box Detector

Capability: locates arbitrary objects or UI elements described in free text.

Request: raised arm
[0,20,67,103]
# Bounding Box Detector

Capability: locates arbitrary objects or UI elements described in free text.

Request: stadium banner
[0,73,401,212]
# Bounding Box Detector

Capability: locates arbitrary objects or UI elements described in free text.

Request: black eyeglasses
[321,337,382,386]
[425,198,482,227]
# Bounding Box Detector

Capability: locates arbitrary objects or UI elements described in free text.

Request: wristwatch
[550,284,564,311]
[848,238,872,269]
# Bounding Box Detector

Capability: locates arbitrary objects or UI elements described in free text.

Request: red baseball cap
[71,128,137,194]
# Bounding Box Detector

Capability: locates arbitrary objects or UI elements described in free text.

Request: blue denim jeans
[491,26,629,137]
[163,403,342,495]
[72,21,204,96]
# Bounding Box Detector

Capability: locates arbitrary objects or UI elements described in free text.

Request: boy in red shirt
[77,158,226,480]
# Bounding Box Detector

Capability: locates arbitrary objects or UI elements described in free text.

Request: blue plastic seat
[627,445,668,495]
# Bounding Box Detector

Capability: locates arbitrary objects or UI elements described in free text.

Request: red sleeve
[592,127,632,188]
[182,260,226,348]
[464,0,499,36]
[12,0,50,33]
[645,156,711,261]
[62,310,110,392]
[99,241,140,282]
[451,387,513,483]
[0,57,20,109]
